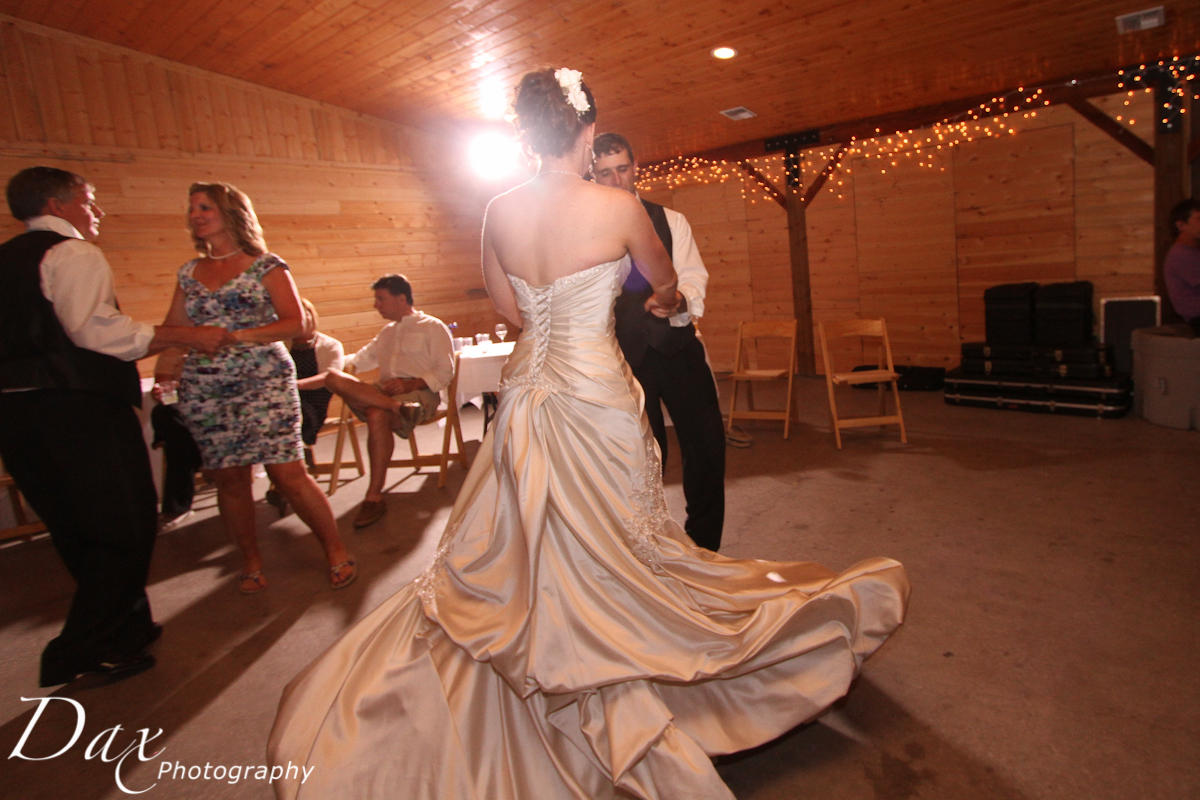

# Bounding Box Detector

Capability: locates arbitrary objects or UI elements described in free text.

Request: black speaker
[1101,296,1161,376]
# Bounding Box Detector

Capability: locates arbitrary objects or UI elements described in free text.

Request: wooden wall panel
[954,125,1076,343]
[1073,91,1155,299]
[0,22,500,378]
[53,37,92,145]
[856,149,960,367]
[742,192,792,370]
[0,21,42,142]
[23,32,67,142]
[0,18,426,168]
[807,175,863,372]
[670,179,753,371]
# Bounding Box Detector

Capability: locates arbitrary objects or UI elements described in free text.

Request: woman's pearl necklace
[538,170,580,178]
[206,245,242,260]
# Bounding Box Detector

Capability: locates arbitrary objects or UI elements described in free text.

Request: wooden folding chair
[1,457,46,543]
[386,352,468,487]
[817,318,907,449]
[305,393,366,496]
[325,355,469,490]
[726,319,799,439]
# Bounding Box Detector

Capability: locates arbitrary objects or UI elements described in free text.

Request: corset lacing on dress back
[498,259,625,397]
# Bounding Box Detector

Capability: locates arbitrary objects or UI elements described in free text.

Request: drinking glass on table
[494,323,508,343]
[476,333,491,346]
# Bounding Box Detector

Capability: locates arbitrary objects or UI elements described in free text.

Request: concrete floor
[1,376,1196,799]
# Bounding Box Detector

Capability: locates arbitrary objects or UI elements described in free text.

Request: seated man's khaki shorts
[348,385,441,439]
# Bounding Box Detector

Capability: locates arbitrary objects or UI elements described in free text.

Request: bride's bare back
[482,173,675,325]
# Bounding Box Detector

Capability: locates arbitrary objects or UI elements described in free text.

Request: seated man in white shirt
[325,274,454,528]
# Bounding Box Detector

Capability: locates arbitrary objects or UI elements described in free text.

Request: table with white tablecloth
[454,342,514,432]
[455,342,514,406]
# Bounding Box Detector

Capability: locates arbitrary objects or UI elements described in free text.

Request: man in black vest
[593,134,726,551]
[0,166,229,687]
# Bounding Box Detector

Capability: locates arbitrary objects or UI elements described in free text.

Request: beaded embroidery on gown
[268,259,909,800]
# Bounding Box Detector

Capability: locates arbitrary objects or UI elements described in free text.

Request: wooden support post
[1190,89,1200,199]
[1154,73,1188,323]
[785,176,816,375]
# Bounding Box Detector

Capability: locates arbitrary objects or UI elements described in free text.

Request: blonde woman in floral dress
[161,182,355,594]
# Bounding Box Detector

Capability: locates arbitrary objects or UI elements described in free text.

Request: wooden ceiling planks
[217,0,398,80]
[0,0,1197,161]
[254,0,492,99]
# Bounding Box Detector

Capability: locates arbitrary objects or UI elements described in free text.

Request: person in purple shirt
[1164,198,1200,335]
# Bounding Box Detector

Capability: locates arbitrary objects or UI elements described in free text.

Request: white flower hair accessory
[554,68,590,116]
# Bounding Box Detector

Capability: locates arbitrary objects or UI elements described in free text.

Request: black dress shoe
[39,652,156,688]
[39,665,79,687]
[91,652,156,682]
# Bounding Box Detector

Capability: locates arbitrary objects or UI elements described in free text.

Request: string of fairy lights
[634,54,1200,205]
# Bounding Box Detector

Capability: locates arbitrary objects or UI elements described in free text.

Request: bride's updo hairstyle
[512,68,597,158]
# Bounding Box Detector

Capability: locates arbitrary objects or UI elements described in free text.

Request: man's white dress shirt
[662,206,708,327]
[345,311,454,393]
[28,215,154,361]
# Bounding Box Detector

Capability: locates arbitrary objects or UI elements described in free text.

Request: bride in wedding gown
[268,68,909,800]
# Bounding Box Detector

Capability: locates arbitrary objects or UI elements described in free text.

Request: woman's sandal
[239,570,267,594]
[329,558,357,590]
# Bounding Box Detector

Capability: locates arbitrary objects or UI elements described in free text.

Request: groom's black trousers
[633,338,725,551]
[0,389,158,684]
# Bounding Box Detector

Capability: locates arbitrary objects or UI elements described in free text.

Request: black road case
[960,341,1112,365]
[958,358,1113,380]
[984,282,1038,346]
[943,368,1131,418]
[1035,281,1094,347]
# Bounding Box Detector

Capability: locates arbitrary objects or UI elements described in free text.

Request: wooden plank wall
[0,18,498,376]
[954,125,1076,344]
[644,90,1155,372]
[856,148,959,368]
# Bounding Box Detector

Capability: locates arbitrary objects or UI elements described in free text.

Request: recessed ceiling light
[712,46,737,60]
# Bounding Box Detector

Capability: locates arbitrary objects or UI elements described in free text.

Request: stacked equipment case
[945,281,1132,418]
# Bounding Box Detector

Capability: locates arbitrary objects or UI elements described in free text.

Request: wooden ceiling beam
[802,145,848,207]
[1067,98,1154,165]
[644,70,1128,166]
[735,163,785,208]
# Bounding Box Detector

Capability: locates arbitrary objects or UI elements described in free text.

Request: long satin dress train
[268,259,910,800]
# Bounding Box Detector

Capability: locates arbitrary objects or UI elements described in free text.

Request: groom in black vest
[593,134,725,551]
[0,166,228,686]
